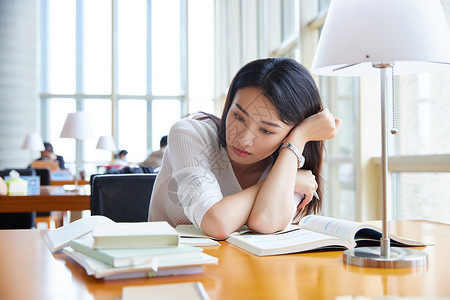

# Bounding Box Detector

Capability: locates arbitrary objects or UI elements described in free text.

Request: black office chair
[33,168,51,186]
[90,173,157,222]
[0,168,36,229]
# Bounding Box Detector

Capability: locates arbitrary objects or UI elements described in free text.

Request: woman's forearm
[247,149,299,233]
[201,181,264,239]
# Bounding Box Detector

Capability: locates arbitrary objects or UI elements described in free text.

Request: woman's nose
[236,127,255,147]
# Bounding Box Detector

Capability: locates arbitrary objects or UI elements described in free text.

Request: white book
[226,215,426,256]
[175,224,298,241]
[180,237,220,247]
[122,282,210,300]
[43,215,179,253]
[92,221,179,249]
[43,215,115,253]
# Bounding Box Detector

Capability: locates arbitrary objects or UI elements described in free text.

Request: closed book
[122,282,210,300]
[92,221,179,249]
[63,247,218,280]
[70,238,203,267]
[104,265,204,280]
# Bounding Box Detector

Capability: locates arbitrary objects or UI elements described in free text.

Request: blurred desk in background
[0,185,90,212]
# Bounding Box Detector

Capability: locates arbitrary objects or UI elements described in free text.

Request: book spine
[70,241,114,266]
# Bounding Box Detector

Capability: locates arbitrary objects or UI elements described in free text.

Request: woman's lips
[232,146,250,157]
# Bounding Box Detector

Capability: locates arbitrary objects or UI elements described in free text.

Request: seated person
[141,135,167,168]
[34,142,66,170]
[111,150,129,167]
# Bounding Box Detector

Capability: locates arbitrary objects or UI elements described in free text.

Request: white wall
[0,0,38,169]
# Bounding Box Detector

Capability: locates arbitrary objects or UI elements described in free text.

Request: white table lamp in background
[22,133,45,166]
[60,112,95,189]
[96,135,117,165]
[96,135,117,152]
[311,0,450,268]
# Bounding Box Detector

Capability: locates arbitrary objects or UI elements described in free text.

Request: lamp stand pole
[343,63,428,268]
[74,156,79,190]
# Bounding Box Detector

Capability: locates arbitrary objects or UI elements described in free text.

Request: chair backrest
[90,173,157,222]
[31,160,60,171]
[33,168,51,186]
[0,168,36,179]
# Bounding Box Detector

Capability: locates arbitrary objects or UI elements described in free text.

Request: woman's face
[225,87,293,166]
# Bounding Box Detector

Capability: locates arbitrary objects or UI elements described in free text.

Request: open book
[175,223,299,241]
[226,215,426,256]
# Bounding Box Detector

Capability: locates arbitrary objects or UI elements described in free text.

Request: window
[39,0,215,177]
[393,59,450,223]
[320,77,359,219]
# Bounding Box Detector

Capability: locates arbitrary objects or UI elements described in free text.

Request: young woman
[149,58,341,239]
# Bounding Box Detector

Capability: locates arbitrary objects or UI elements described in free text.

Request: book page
[43,215,115,253]
[298,215,425,246]
[227,229,353,256]
[298,215,366,244]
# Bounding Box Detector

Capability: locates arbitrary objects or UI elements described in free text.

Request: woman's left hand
[294,169,318,208]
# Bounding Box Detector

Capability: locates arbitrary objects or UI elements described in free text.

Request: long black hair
[195,57,324,216]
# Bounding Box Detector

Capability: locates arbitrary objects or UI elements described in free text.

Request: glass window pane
[189,99,215,115]
[152,0,181,95]
[118,0,147,95]
[395,73,450,155]
[84,99,112,164]
[118,99,147,162]
[281,0,297,40]
[47,0,76,94]
[83,0,112,94]
[188,0,214,99]
[152,100,181,151]
[394,172,450,224]
[47,98,76,165]
[322,77,357,157]
[322,163,356,220]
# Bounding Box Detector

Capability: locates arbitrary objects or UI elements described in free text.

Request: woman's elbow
[247,213,290,234]
[201,209,235,240]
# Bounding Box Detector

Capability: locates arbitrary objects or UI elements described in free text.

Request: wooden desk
[51,179,90,186]
[0,220,449,300]
[0,185,90,212]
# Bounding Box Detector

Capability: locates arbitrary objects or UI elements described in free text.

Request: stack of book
[43,216,218,280]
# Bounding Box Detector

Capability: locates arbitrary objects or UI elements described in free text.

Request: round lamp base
[343,247,428,268]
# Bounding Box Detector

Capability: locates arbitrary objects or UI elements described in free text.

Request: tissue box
[6,178,28,196]
[5,176,40,195]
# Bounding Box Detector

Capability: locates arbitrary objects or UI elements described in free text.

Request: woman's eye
[234,112,244,122]
[260,128,274,134]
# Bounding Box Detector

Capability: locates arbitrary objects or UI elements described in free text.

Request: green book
[70,238,203,267]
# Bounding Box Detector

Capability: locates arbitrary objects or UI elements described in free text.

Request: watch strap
[280,142,305,169]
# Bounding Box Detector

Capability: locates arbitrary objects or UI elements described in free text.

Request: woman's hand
[294,170,318,208]
[285,108,341,147]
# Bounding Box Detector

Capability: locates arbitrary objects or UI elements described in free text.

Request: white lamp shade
[60,112,95,140]
[311,0,450,76]
[22,133,45,151]
[96,135,117,151]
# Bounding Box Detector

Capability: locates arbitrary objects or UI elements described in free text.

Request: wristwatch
[280,142,305,169]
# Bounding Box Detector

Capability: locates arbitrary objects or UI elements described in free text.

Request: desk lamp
[22,133,45,166]
[311,0,450,268]
[60,112,95,189]
[96,135,117,165]
[96,135,117,152]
